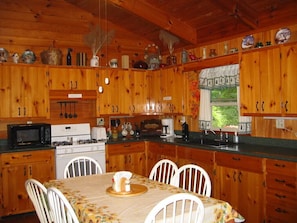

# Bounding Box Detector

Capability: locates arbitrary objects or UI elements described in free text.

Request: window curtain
[198,64,251,134]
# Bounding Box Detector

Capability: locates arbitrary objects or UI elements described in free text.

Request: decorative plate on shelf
[275,28,291,44]
[0,48,9,62]
[241,35,254,49]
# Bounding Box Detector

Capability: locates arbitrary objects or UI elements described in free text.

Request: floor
[0,212,39,223]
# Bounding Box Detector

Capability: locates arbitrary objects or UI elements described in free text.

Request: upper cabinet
[47,67,97,90]
[281,44,297,114]
[0,64,49,118]
[240,43,297,116]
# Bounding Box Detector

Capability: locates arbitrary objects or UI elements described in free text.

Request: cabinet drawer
[266,202,297,223]
[177,146,214,164]
[266,188,297,208]
[148,143,176,157]
[107,142,145,155]
[266,159,297,177]
[215,152,263,173]
[266,173,296,193]
[1,150,54,165]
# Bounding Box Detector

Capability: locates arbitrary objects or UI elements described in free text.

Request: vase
[90,55,99,67]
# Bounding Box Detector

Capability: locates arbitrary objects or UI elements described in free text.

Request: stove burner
[52,141,73,146]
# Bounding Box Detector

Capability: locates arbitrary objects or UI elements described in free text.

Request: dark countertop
[106,136,297,162]
[0,136,296,162]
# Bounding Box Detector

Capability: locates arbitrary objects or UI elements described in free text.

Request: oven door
[55,150,106,179]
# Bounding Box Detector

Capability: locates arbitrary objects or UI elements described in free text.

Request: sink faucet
[204,129,216,135]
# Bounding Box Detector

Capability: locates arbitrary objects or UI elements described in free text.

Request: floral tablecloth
[45,173,245,223]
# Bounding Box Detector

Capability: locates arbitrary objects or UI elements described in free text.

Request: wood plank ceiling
[66,0,297,53]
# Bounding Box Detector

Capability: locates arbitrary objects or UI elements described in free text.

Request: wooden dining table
[44,173,245,223]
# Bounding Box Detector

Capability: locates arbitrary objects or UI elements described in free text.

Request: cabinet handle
[18,107,21,116]
[275,178,285,183]
[275,193,286,199]
[238,171,242,183]
[284,101,288,112]
[123,144,131,148]
[24,166,27,176]
[23,107,26,116]
[112,105,115,113]
[275,208,288,213]
[23,154,32,158]
[233,171,236,182]
[261,101,264,112]
[256,101,259,111]
[116,105,119,112]
[274,163,286,168]
[232,157,240,161]
[29,165,32,176]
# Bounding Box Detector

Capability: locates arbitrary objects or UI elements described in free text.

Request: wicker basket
[40,46,62,65]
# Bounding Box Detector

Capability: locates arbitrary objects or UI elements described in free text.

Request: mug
[109,58,118,68]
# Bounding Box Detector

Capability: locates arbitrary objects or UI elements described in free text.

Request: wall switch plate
[97,118,104,126]
[276,119,285,129]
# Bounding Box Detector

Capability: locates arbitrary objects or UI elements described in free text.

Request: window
[211,87,238,132]
[199,64,251,134]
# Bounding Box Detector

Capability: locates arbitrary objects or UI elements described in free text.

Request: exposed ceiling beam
[108,0,197,44]
[210,0,258,29]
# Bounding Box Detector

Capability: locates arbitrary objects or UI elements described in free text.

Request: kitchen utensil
[64,103,68,118]
[73,103,77,118]
[68,103,72,118]
[59,103,63,118]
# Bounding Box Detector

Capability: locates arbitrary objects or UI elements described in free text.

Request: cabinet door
[48,67,97,90]
[0,150,55,216]
[281,44,297,114]
[147,70,162,113]
[97,69,130,115]
[106,142,146,175]
[240,48,281,115]
[147,142,177,176]
[0,65,48,118]
[160,67,184,114]
[130,69,149,113]
[215,153,265,223]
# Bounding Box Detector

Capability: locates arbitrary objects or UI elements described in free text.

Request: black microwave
[7,123,51,149]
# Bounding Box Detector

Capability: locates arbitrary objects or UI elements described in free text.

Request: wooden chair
[25,178,53,223]
[149,159,178,184]
[171,164,212,197]
[47,187,79,223]
[63,156,103,178]
[144,193,204,223]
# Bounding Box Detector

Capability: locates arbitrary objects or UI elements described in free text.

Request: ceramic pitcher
[90,55,99,67]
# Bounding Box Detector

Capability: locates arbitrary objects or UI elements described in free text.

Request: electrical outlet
[276,119,285,129]
[97,118,104,126]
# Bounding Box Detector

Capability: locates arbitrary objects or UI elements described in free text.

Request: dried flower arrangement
[159,30,180,55]
[83,24,115,56]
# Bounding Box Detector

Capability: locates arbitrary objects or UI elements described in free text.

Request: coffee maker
[160,118,174,138]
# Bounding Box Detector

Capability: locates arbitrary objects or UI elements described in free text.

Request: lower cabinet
[106,142,146,176]
[265,158,297,223]
[0,149,55,217]
[176,146,215,196]
[146,142,177,176]
[215,152,265,223]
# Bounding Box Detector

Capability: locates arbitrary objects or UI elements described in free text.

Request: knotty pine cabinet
[176,146,215,196]
[146,142,177,176]
[0,149,55,216]
[265,158,297,222]
[240,43,297,116]
[240,47,282,115]
[97,68,131,115]
[47,67,97,90]
[215,152,265,223]
[105,142,146,176]
[160,66,184,114]
[0,64,49,118]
